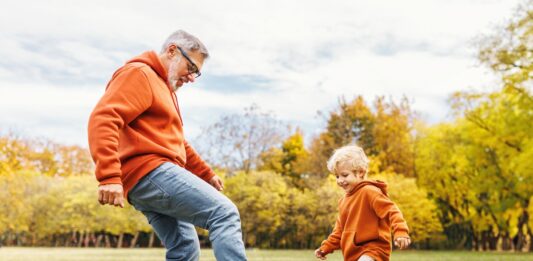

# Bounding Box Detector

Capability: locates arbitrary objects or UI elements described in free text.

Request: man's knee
[220,200,241,220]
[209,199,242,231]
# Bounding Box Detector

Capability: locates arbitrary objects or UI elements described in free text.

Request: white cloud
[0,0,523,146]
[0,83,102,145]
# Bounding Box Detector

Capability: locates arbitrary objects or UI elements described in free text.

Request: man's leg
[129,162,247,261]
[141,211,200,261]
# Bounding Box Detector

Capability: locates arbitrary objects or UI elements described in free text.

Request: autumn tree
[306,96,416,180]
[259,129,309,188]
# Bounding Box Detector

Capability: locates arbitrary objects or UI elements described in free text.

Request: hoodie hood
[347,180,388,196]
[127,51,168,83]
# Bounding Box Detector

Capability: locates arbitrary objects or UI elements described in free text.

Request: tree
[440,1,533,250]
[223,171,288,247]
[194,105,287,173]
[306,96,376,179]
[372,97,416,177]
[259,129,309,188]
[306,96,417,180]
[372,172,443,248]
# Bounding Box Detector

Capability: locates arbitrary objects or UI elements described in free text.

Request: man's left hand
[209,176,224,191]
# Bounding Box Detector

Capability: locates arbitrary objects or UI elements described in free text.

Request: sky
[0,0,524,147]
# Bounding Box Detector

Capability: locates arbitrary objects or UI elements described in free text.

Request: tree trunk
[117,233,124,248]
[95,233,103,248]
[104,234,111,248]
[130,232,139,248]
[481,231,488,251]
[515,209,529,252]
[83,232,91,247]
[67,231,76,247]
[31,233,36,246]
[472,234,478,251]
[77,231,84,247]
[502,232,511,251]
[91,233,97,246]
[528,226,533,252]
[488,232,499,250]
[148,232,155,248]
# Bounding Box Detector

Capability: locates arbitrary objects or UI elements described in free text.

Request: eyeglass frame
[176,46,201,78]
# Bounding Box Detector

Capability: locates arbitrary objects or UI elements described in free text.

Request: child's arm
[371,192,410,245]
[318,216,343,255]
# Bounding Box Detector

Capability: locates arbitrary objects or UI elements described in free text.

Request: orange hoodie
[88,51,215,199]
[319,180,409,261]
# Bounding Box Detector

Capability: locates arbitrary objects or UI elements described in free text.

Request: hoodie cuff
[202,170,216,183]
[320,242,334,254]
[98,176,123,186]
[394,230,410,239]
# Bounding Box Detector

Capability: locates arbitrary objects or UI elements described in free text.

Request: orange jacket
[88,51,215,199]
[319,180,409,261]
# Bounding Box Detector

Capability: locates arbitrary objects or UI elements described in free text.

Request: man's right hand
[314,249,327,260]
[98,184,125,208]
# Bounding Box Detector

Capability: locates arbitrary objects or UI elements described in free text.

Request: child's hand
[394,237,411,249]
[314,249,327,260]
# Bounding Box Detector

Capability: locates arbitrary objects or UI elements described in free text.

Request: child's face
[335,161,364,193]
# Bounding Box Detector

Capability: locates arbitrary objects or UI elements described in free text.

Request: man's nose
[187,74,195,82]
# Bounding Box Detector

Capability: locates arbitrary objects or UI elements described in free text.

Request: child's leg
[358,255,375,261]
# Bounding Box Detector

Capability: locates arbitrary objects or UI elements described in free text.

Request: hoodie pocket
[355,222,379,246]
[340,231,358,258]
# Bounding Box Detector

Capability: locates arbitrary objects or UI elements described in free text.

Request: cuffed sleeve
[183,140,216,182]
[371,191,410,238]
[88,67,153,185]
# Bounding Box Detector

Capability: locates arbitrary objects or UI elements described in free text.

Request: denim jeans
[128,162,247,261]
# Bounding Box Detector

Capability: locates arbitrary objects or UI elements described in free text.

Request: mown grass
[1,247,533,261]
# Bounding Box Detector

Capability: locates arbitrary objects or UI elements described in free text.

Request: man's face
[168,47,204,90]
[335,161,364,193]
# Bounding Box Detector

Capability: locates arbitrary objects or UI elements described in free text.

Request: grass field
[1,247,533,261]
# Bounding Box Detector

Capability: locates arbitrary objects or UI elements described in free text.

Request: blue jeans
[128,162,247,261]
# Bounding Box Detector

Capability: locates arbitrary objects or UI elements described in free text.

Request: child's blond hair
[327,145,370,177]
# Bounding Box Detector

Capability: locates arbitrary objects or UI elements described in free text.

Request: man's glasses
[176,46,201,78]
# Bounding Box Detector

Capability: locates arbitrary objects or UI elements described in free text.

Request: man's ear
[167,44,178,58]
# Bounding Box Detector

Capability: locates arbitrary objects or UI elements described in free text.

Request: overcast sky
[0,0,523,147]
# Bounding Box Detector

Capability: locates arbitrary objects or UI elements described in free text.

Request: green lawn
[1,247,533,261]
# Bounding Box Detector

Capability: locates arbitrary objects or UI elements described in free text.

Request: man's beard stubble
[167,57,182,91]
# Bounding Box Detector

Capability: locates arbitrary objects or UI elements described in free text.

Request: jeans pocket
[130,176,171,212]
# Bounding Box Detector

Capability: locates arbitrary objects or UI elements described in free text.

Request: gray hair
[160,30,209,59]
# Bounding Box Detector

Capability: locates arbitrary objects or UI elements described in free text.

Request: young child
[314,145,410,261]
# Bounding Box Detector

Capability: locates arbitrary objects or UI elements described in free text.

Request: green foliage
[259,130,309,188]
[307,96,416,179]
[372,173,443,245]
[224,171,341,248]
[1,1,531,250]
[0,134,93,177]
[224,171,288,247]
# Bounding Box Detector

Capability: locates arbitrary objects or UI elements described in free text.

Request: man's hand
[209,176,224,191]
[314,249,327,260]
[98,184,124,208]
[394,237,411,249]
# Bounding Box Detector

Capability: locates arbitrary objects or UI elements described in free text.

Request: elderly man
[88,30,247,261]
